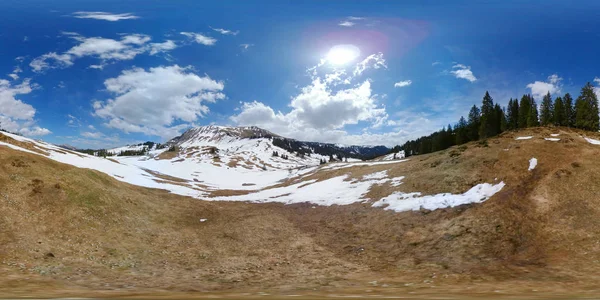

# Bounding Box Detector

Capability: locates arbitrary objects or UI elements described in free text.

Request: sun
[326,44,360,66]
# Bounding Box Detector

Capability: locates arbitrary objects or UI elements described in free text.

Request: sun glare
[326,44,360,66]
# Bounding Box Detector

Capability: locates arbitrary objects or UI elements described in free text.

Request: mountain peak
[170,125,279,146]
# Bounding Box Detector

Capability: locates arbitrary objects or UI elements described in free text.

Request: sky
[2,0,600,148]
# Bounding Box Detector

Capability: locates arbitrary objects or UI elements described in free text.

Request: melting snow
[0,132,505,213]
[545,138,560,141]
[515,136,533,140]
[528,158,538,171]
[585,137,600,145]
[372,182,506,212]
[551,134,560,137]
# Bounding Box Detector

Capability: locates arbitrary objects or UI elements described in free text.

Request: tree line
[394,82,599,157]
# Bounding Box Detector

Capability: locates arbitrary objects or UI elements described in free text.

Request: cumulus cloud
[72,11,139,21]
[353,53,387,76]
[93,65,225,138]
[231,53,393,145]
[0,79,51,136]
[228,52,452,146]
[180,32,217,46]
[210,27,239,35]
[450,64,477,82]
[30,33,176,72]
[593,77,600,99]
[526,74,562,100]
[339,21,355,27]
[394,80,412,88]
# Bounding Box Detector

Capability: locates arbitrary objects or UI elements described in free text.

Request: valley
[3,126,600,298]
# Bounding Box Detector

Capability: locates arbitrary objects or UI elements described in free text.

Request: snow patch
[585,137,600,145]
[544,138,560,142]
[372,182,506,212]
[515,136,533,140]
[550,134,560,137]
[528,158,538,171]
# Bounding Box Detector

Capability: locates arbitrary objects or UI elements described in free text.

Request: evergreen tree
[506,98,519,130]
[497,105,507,132]
[563,93,575,127]
[527,99,540,127]
[553,96,566,126]
[518,94,532,128]
[455,116,468,145]
[540,92,554,126]
[467,105,481,141]
[479,91,495,139]
[575,82,600,131]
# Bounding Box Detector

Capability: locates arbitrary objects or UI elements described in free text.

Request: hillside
[3,127,600,297]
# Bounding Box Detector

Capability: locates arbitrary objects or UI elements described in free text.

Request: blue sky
[2,0,600,148]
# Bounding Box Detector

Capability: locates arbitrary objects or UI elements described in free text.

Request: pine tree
[527,99,540,127]
[518,94,532,128]
[553,96,565,126]
[455,116,468,145]
[575,82,600,131]
[467,105,481,141]
[563,93,575,127]
[479,91,495,139]
[506,98,518,130]
[497,105,507,132]
[540,92,554,126]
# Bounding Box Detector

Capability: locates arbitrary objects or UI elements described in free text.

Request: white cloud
[240,44,253,51]
[30,34,175,72]
[15,56,26,62]
[432,61,441,66]
[23,36,29,42]
[19,126,51,136]
[394,80,412,88]
[180,32,217,46]
[339,21,355,27]
[67,114,81,127]
[88,64,105,70]
[30,52,73,72]
[0,79,51,136]
[72,11,139,21]
[450,64,477,82]
[526,74,562,100]
[339,16,366,27]
[228,52,449,147]
[88,124,96,130]
[149,40,177,55]
[81,131,103,138]
[93,65,225,138]
[211,27,239,35]
[9,66,23,80]
[231,59,389,142]
[593,77,600,99]
[353,53,387,76]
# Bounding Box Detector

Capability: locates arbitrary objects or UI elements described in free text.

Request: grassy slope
[3,127,600,297]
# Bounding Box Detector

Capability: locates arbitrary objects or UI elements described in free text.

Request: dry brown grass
[4,127,600,298]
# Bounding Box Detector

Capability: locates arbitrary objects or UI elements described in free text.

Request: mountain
[167,125,390,162]
[56,144,78,151]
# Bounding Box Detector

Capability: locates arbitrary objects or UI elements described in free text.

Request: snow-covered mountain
[164,125,389,167]
[161,125,336,170]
